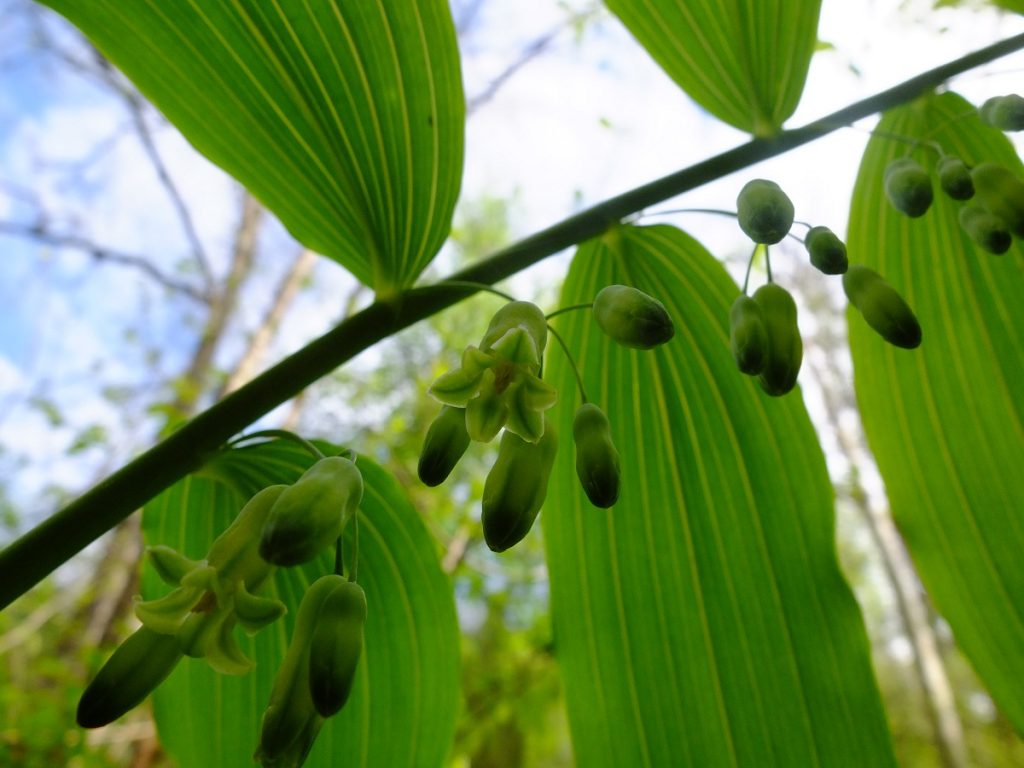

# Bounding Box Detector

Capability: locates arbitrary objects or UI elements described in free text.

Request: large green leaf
[847,91,1024,729]
[543,224,895,766]
[40,0,465,295]
[141,441,459,767]
[604,0,821,135]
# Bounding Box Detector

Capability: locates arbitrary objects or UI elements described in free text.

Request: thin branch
[466,5,599,115]
[86,43,217,291]
[40,35,219,291]
[218,248,317,396]
[0,219,208,303]
[1,32,1022,610]
[169,191,263,416]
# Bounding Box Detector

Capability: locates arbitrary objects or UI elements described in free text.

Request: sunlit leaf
[847,90,1024,730]
[141,441,459,767]
[605,0,822,135]
[543,224,895,766]
[40,0,465,295]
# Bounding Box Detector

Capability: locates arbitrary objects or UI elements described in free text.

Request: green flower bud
[736,179,795,245]
[729,294,768,376]
[593,285,674,349]
[259,457,363,567]
[572,404,621,508]
[481,421,558,552]
[418,406,471,487]
[804,225,848,275]
[843,265,922,349]
[958,205,1011,255]
[77,626,183,729]
[979,94,1024,132]
[255,575,341,767]
[884,157,933,218]
[971,162,1024,237]
[308,580,367,718]
[752,284,802,397]
[480,301,548,358]
[937,156,974,201]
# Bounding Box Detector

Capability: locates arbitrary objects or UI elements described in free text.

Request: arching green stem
[546,323,588,404]
[2,33,1022,610]
[546,303,593,321]
[435,280,517,303]
[742,244,759,294]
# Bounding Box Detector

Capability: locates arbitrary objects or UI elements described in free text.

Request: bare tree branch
[85,45,217,292]
[0,219,209,302]
[219,248,317,396]
[466,4,600,115]
[168,191,263,417]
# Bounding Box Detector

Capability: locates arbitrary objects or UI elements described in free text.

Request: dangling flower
[428,301,557,443]
[134,485,288,675]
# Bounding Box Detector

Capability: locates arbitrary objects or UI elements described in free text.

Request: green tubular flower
[958,204,1012,255]
[572,404,621,508]
[843,265,922,349]
[308,580,367,718]
[736,179,795,245]
[804,226,849,275]
[481,420,558,552]
[428,301,557,444]
[77,626,184,729]
[592,285,675,349]
[752,283,803,397]
[937,156,974,201]
[884,157,933,218]
[979,94,1024,132]
[255,574,347,768]
[134,484,288,675]
[259,456,363,567]
[729,294,768,376]
[971,162,1024,237]
[418,406,471,487]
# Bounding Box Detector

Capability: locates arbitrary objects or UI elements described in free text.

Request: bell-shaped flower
[428,301,557,443]
[133,484,288,675]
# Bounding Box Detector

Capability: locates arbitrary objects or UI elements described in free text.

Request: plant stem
[741,244,758,294]
[435,280,518,303]
[546,303,593,321]
[546,323,589,404]
[2,32,1023,611]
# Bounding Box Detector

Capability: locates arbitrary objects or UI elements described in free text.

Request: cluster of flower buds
[77,452,366,768]
[254,574,366,768]
[879,94,1024,257]
[729,177,921,396]
[421,287,673,552]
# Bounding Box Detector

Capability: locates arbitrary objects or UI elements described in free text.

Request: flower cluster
[881,93,1024,256]
[420,287,674,553]
[728,174,922,398]
[77,450,368,768]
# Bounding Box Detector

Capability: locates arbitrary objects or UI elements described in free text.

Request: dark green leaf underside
[543,224,894,767]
